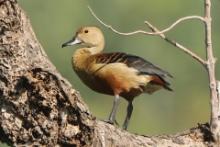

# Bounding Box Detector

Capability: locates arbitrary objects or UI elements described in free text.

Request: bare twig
[88,6,206,66]
[88,6,205,36]
[144,21,207,65]
[204,0,220,142]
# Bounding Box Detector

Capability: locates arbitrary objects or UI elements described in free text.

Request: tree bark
[0,0,216,146]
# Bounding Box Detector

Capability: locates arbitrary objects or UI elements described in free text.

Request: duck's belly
[76,70,144,101]
[75,70,114,95]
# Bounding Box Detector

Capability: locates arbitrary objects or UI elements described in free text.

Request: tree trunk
[0,0,216,146]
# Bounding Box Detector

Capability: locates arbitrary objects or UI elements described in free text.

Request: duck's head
[62,26,105,51]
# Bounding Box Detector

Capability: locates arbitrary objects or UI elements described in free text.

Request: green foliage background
[16,0,220,135]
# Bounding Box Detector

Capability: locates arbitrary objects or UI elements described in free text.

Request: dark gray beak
[62,37,82,48]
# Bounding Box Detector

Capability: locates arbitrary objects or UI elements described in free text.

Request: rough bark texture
[0,0,217,146]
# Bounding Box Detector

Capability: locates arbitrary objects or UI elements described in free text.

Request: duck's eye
[84,30,89,33]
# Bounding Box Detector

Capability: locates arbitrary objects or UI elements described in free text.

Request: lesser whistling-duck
[62,26,172,130]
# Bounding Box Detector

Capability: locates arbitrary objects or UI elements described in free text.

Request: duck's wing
[92,52,172,78]
[90,52,173,91]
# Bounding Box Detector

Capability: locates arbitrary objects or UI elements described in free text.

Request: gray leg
[122,102,133,130]
[108,95,120,123]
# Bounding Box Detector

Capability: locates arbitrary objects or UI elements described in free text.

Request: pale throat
[87,43,104,55]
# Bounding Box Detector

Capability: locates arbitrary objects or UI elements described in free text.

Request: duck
[62,26,172,130]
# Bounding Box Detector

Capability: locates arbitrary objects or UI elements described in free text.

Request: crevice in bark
[198,123,214,142]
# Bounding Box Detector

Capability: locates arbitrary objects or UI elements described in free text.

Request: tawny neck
[72,40,105,70]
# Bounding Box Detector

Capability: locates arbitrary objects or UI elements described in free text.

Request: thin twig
[88,6,206,65]
[204,0,220,142]
[88,6,205,36]
[144,21,207,65]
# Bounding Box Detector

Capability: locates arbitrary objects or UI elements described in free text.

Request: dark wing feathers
[122,54,173,78]
[95,52,126,63]
[93,52,172,91]
[94,52,172,78]
[93,52,173,91]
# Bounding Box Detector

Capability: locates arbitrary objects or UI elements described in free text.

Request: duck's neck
[87,41,104,54]
[72,45,104,71]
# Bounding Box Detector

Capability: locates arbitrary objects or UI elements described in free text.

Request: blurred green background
[17,0,220,135]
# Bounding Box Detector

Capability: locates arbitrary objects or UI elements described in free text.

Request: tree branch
[144,21,207,65]
[204,0,220,142]
[88,6,205,36]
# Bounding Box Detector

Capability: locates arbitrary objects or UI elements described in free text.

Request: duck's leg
[122,101,133,130]
[107,94,121,124]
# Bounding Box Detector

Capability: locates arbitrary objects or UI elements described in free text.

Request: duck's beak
[62,37,82,48]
